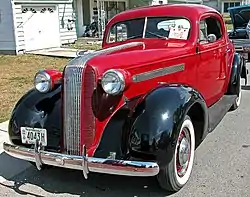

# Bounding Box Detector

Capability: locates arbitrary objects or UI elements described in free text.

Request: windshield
[107,17,191,43]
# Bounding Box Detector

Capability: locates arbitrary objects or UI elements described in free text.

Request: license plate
[21,127,47,146]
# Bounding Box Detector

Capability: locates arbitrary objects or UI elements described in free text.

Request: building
[0,0,77,55]
[77,0,203,38]
[0,0,204,55]
[0,0,206,55]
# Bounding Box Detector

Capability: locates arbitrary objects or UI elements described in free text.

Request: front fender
[8,86,62,151]
[128,84,208,167]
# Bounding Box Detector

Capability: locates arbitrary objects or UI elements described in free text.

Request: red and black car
[3,4,248,192]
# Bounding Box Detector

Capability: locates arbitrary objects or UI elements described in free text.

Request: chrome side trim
[3,142,160,177]
[132,63,185,83]
[76,41,144,58]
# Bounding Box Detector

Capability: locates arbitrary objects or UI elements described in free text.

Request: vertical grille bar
[63,66,84,155]
[81,66,96,148]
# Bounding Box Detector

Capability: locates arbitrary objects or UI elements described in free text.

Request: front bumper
[3,142,160,178]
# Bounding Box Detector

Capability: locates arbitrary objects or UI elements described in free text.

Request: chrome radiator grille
[61,43,145,156]
[63,66,84,155]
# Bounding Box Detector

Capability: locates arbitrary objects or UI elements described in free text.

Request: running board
[208,95,237,132]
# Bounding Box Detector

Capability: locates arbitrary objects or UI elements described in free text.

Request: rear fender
[227,53,247,95]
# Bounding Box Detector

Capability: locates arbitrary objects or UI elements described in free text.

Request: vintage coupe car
[228,4,250,61]
[3,4,248,192]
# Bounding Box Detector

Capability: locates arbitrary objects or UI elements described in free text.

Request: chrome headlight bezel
[101,69,126,95]
[34,70,52,93]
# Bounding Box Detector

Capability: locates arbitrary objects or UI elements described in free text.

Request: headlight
[34,71,52,93]
[101,69,125,95]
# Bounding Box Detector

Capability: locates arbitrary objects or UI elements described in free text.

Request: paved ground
[26,47,79,58]
[0,67,250,197]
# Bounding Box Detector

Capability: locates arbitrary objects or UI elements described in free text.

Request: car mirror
[207,34,217,43]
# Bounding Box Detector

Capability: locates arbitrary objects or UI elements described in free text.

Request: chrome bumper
[3,142,160,178]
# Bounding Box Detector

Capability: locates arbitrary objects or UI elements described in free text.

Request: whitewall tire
[157,115,195,192]
[231,78,243,111]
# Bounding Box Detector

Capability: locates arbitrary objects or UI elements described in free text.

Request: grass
[63,40,102,51]
[0,54,70,122]
[0,41,102,123]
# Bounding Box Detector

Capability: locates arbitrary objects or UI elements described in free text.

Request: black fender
[227,53,247,95]
[8,86,62,151]
[127,84,208,168]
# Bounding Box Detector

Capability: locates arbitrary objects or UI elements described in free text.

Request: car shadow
[0,152,173,197]
[242,85,250,90]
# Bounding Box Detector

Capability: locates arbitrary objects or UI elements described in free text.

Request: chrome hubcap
[179,138,190,165]
[176,128,191,177]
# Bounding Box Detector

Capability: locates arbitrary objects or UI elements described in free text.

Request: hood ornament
[76,49,95,57]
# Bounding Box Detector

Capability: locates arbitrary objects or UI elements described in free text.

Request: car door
[197,15,227,106]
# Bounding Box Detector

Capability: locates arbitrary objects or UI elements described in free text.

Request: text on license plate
[21,127,47,146]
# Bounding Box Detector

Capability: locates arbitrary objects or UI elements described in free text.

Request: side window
[199,20,207,42]
[107,18,145,43]
[199,16,223,44]
[108,23,128,43]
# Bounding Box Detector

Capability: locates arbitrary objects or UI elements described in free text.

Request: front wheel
[157,115,195,192]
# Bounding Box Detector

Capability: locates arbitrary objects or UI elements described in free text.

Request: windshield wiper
[146,31,168,39]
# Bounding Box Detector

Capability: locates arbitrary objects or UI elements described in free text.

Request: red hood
[86,41,193,76]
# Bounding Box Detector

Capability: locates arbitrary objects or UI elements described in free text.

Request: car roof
[110,4,220,22]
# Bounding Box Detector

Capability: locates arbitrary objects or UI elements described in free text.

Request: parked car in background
[3,4,248,193]
[228,4,250,61]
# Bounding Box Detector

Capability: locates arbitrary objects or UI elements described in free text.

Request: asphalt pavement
[0,65,250,197]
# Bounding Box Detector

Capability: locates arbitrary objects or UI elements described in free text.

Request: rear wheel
[157,115,195,192]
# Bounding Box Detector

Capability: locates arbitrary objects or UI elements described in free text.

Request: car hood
[228,5,250,30]
[87,41,192,75]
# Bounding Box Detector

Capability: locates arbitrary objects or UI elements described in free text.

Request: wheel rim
[176,128,191,177]
[174,118,195,186]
